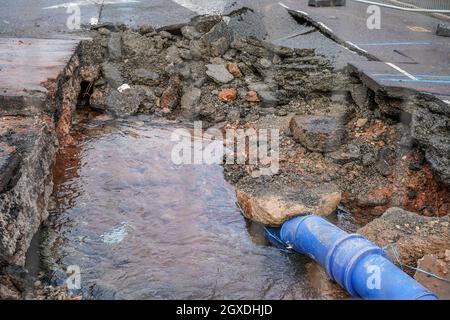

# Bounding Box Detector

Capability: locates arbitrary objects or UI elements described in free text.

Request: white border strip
[347,41,368,53]
[295,9,309,16]
[318,22,333,33]
[385,62,418,80]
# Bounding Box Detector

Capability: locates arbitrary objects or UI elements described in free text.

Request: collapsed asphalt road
[1,1,450,300]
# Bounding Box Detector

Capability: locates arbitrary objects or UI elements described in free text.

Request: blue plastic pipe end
[276,215,438,300]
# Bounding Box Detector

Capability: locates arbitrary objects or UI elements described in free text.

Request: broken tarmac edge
[282,4,450,106]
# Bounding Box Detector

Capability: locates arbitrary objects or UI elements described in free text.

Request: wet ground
[39,113,330,300]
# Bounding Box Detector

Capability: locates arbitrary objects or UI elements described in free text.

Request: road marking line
[318,22,333,33]
[385,63,418,81]
[357,42,431,46]
[346,41,368,53]
[377,78,450,84]
[295,10,309,16]
[278,2,289,9]
[373,74,450,79]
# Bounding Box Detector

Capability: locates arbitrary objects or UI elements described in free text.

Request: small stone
[328,144,361,164]
[132,68,160,86]
[160,76,181,111]
[138,25,154,35]
[117,84,131,93]
[236,184,342,226]
[226,62,243,78]
[436,23,450,37]
[180,87,202,112]
[102,62,123,89]
[108,33,122,62]
[159,30,174,39]
[165,45,183,64]
[218,88,237,103]
[289,115,346,153]
[362,153,376,166]
[356,118,368,128]
[181,25,202,40]
[258,91,279,108]
[98,28,111,36]
[445,250,450,262]
[259,58,272,68]
[205,64,234,84]
[246,91,260,103]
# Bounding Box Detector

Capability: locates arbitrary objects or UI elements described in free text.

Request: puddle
[41,114,322,299]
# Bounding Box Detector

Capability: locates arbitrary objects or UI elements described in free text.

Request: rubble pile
[78,16,450,227]
[1,13,449,299]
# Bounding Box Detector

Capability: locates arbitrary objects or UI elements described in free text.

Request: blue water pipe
[265,214,438,300]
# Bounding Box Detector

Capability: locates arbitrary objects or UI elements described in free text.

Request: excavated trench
[2,13,449,299]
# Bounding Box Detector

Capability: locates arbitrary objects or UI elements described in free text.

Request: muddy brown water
[39,115,356,299]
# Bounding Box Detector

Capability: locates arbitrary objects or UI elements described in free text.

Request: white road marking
[385,62,418,81]
[346,41,368,53]
[318,22,333,33]
[278,2,290,9]
[295,10,309,16]
[172,0,228,15]
[43,0,139,10]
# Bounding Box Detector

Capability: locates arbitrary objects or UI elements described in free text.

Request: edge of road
[278,2,380,61]
[278,2,449,106]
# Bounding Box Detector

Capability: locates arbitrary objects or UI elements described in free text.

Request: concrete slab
[279,0,450,102]
[0,38,79,115]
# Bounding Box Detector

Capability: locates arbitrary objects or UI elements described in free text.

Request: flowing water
[40,114,327,300]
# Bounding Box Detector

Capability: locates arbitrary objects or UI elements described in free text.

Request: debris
[245,90,260,103]
[205,64,234,83]
[218,88,237,102]
[289,115,346,153]
[117,84,131,93]
[160,76,181,111]
[355,118,368,128]
[436,23,450,37]
[108,33,122,62]
[226,62,243,78]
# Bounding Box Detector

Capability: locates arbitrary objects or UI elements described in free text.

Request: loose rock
[289,115,346,153]
[226,62,243,78]
[205,64,234,84]
[218,88,237,103]
[236,182,342,226]
[246,91,260,103]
